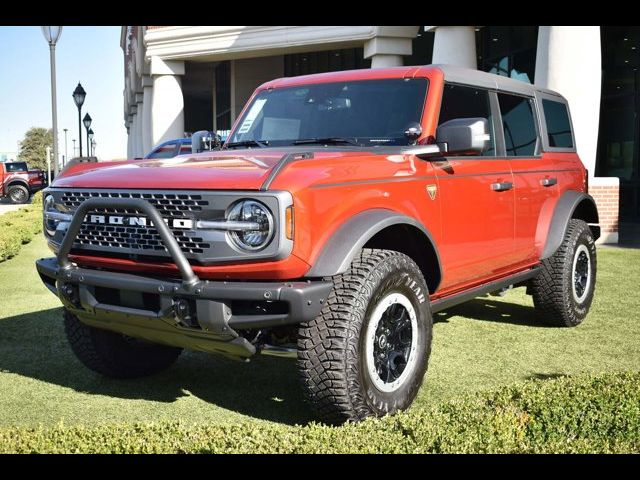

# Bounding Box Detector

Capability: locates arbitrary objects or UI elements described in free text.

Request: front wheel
[297,249,432,424]
[531,219,597,327]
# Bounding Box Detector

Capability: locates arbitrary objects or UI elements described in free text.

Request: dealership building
[122,26,639,244]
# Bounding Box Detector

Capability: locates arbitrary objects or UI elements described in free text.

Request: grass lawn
[0,235,639,428]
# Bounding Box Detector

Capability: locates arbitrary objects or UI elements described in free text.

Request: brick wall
[589,177,619,244]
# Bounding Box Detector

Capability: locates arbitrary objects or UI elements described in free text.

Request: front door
[434,84,516,293]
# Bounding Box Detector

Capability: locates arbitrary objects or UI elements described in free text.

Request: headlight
[226,199,274,251]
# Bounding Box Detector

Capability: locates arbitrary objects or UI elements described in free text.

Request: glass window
[543,99,573,148]
[5,162,27,172]
[178,143,192,155]
[438,84,495,156]
[146,144,178,159]
[229,78,428,147]
[498,93,538,156]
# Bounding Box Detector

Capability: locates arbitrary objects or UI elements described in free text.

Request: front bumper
[36,195,331,359]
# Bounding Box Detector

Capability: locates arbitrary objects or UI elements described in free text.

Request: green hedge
[1,371,638,453]
[0,191,43,262]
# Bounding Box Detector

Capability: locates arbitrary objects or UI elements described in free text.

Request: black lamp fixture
[73,83,86,156]
[83,113,92,158]
[88,128,94,156]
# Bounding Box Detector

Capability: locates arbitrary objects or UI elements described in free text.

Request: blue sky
[0,26,127,161]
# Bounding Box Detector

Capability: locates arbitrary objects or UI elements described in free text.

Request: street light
[41,26,63,175]
[91,139,97,158]
[83,113,92,158]
[73,83,86,156]
[72,139,76,156]
[63,128,68,165]
[88,128,94,156]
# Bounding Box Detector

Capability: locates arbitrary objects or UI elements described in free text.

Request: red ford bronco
[1,161,45,204]
[37,65,599,424]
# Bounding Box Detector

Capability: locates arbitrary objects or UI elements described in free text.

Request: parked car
[1,161,45,204]
[36,65,599,424]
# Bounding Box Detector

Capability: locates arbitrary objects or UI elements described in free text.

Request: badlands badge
[426,184,437,201]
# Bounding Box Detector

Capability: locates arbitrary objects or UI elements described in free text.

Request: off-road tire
[297,249,432,424]
[63,310,182,378]
[531,219,597,327]
[8,184,29,204]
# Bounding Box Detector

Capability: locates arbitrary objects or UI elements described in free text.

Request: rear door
[434,83,516,292]
[498,92,559,266]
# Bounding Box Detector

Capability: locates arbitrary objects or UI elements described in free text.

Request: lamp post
[88,128,94,156]
[91,139,97,158]
[73,83,86,156]
[63,128,68,166]
[83,113,92,158]
[41,26,63,175]
[72,139,76,156]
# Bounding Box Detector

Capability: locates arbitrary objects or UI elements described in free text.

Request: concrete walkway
[0,197,32,216]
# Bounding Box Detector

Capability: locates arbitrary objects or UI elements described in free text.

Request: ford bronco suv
[1,161,45,204]
[36,65,599,424]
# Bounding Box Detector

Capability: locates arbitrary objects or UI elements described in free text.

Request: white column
[135,93,144,158]
[535,26,601,176]
[142,76,153,153]
[364,26,420,68]
[150,57,185,147]
[126,123,131,159]
[426,26,477,68]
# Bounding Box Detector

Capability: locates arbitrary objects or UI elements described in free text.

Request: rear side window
[147,143,178,159]
[438,84,495,156]
[5,162,27,172]
[542,99,573,148]
[498,93,538,157]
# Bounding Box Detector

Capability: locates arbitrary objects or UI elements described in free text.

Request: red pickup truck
[37,65,599,424]
[1,162,45,203]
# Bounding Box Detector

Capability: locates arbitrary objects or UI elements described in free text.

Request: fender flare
[541,190,600,260]
[5,179,30,192]
[306,208,442,283]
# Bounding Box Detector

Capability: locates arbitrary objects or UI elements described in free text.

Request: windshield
[228,78,428,147]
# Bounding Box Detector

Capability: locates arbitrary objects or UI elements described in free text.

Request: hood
[52,151,292,190]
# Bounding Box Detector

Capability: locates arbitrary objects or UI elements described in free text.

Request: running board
[430,267,540,314]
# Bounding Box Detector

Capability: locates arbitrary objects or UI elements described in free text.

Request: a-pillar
[150,57,185,147]
[364,26,420,68]
[426,26,477,68]
[142,76,153,153]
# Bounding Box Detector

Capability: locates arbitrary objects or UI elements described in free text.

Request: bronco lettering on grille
[86,215,193,229]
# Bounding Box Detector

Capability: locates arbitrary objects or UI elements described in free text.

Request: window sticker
[237,98,267,134]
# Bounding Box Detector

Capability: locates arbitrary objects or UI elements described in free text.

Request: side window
[147,143,178,159]
[438,84,495,156]
[542,99,574,148]
[179,144,192,155]
[497,93,538,157]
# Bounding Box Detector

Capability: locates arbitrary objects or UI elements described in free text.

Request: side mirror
[436,117,491,155]
[191,130,221,154]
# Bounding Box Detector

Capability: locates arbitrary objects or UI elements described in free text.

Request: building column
[364,26,420,68]
[130,107,138,159]
[125,121,132,159]
[135,93,144,158]
[426,26,477,68]
[142,76,153,153]
[150,57,185,147]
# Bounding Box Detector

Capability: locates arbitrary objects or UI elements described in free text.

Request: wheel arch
[6,179,30,191]
[541,190,600,260]
[306,209,442,294]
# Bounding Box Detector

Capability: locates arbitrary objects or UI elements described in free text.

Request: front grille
[62,191,212,257]
[61,191,209,217]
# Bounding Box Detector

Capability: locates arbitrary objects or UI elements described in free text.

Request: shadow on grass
[434,296,553,328]
[0,308,313,425]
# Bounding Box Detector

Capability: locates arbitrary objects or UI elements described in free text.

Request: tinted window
[5,162,27,172]
[498,93,538,156]
[543,99,573,148]
[178,144,192,155]
[438,84,495,156]
[146,143,178,159]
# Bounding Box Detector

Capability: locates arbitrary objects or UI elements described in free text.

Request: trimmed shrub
[0,372,638,453]
[0,191,43,262]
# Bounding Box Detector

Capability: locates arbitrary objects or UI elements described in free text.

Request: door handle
[540,177,558,187]
[491,181,513,192]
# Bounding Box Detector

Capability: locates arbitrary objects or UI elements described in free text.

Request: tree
[18,127,53,171]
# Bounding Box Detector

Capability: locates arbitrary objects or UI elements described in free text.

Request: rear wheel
[297,249,432,424]
[63,310,182,378]
[8,185,29,204]
[531,219,597,327]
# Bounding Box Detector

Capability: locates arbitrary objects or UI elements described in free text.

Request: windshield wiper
[224,139,269,149]
[292,137,360,146]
